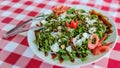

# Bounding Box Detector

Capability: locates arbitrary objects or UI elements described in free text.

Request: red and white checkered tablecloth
[0,0,120,68]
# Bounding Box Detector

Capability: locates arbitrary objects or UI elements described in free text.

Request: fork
[3,14,48,38]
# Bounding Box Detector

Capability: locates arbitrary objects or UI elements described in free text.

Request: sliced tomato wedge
[88,34,99,49]
[88,33,112,55]
[99,46,110,53]
[92,46,101,55]
[92,45,110,55]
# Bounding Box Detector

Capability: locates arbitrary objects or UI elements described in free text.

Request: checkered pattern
[0,0,120,68]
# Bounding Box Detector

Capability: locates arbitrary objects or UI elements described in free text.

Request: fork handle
[6,19,32,34]
[3,26,43,38]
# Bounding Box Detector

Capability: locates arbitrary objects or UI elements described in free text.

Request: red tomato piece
[70,20,76,28]
[66,20,78,29]
[63,6,70,12]
[52,6,57,12]
[66,22,69,27]
[92,45,110,55]
[76,20,78,26]
[51,5,70,17]
[92,46,101,55]
[69,20,78,29]
[99,45,110,53]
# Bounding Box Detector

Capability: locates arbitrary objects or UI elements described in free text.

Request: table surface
[0,0,120,68]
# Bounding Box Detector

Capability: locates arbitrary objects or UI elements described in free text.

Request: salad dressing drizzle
[89,10,113,34]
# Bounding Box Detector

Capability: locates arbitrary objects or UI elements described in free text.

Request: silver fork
[3,14,48,38]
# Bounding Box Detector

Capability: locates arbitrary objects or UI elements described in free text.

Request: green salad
[34,6,113,63]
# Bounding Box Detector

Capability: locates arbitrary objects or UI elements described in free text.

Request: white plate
[27,5,117,67]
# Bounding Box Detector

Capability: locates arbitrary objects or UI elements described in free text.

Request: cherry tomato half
[69,20,77,29]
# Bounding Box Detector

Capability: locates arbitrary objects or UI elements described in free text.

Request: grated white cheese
[73,33,91,46]
[41,20,47,24]
[58,39,62,42]
[81,37,86,41]
[88,27,97,33]
[60,12,66,19]
[83,32,89,38]
[50,19,57,22]
[85,17,97,25]
[50,32,61,38]
[66,46,72,52]
[57,26,62,30]
[86,24,89,27]
[75,39,82,46]
[66,14,75,17]
[67,28,74,32]
[78,13,88,16]
[73,35,80,45]
[50,43,60,52]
